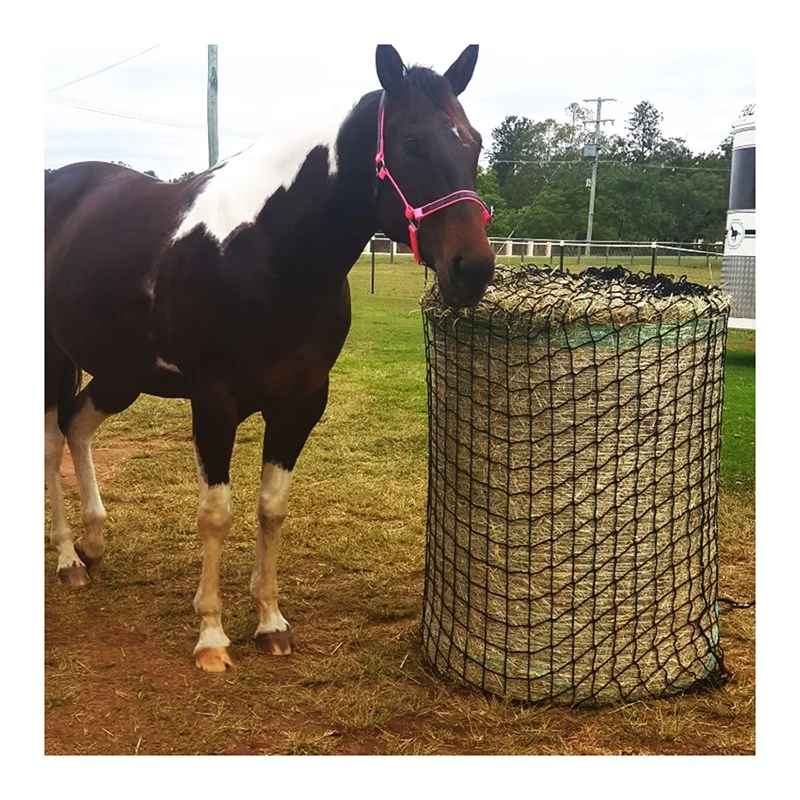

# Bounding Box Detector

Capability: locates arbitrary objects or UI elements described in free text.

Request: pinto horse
[44,44,494,672]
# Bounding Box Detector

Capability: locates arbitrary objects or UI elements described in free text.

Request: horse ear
[444,45,479,96]
[376,45,405,94]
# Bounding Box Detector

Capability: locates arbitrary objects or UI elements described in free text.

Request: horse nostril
[449,255,492,300]
[449,256,464,282]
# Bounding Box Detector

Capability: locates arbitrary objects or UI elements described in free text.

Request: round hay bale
[420,265,730,705]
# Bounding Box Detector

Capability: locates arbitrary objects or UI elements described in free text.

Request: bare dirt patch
[59,437,173,490]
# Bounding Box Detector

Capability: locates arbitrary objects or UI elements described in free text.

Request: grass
[44,255,754,755]
[721,329,756,492]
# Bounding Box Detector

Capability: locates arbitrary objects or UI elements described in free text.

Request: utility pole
[207,45,219,168]
[582,97,616,256]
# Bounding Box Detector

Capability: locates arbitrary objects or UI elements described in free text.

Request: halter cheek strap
[374,92,493,266]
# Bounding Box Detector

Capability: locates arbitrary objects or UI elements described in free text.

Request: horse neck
[313,90,383,274]
[245,89,382,291]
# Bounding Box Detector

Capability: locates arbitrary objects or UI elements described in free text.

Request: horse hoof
[58,564,90,587]
[74,540,103,579]
[194,647,236,673]
[254,628,295,656]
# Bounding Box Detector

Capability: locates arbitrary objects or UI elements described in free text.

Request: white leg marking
[65,398,109,562]
[45,410,81,574]
[193,454,232,655]
[251,463,293,636]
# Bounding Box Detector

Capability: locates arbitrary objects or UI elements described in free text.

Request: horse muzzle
[436,251,495,309]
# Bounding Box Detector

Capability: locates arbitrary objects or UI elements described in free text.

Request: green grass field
[45,255,755,755]
[355,255,752,491]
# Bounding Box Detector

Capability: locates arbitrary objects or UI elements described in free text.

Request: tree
[488,117,587,210]
[487,116,536,188]
[476,166,504,214]
[565,102,591,133]
[626,101,664,163]
[143,169,159,180]
[600,169,664,240]
[717,132,733,161]
[171,171,197,183]
[655,137,693,167]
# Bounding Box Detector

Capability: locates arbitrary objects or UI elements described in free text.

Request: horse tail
[57,359,83,435]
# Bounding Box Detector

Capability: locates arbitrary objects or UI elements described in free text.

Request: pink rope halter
[374,92,493,265]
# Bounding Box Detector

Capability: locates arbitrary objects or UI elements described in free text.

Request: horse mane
[402,65,454,110]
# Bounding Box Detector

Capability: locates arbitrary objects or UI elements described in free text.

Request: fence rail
[363,236,723,295]
[365,235,723,264]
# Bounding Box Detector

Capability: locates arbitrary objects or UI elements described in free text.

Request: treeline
[476,101,732,244]
[44,163,197,183]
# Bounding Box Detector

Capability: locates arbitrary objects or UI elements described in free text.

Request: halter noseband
[374,92,493,266]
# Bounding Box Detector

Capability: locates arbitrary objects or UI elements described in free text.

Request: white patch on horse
[155,356,182,375]
[451,122,474,146]
[172,108,345,246]
[251,462,293,636]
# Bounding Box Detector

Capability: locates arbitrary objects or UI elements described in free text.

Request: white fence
[364,236,722,265]
[364,236,552,258]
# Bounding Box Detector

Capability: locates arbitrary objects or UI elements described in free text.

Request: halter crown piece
[374,92,493,266]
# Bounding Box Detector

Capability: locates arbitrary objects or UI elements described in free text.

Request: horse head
[374,45,495,309]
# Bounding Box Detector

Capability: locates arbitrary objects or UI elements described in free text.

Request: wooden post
[207,46,219,168]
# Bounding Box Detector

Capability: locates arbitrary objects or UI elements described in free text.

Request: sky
[44,41,755,181]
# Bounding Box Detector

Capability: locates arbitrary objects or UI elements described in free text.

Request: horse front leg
[252,381,329,656]
[191,394,238,672]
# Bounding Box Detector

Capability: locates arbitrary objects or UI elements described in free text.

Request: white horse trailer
[721,102,755,329]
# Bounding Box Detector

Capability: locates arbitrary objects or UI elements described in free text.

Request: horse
[44,44,495,673]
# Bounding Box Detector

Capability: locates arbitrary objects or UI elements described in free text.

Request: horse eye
[403,139,420,158]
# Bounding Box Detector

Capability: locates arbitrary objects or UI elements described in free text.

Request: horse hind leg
[64,379,139,579]
[45,357,88,586]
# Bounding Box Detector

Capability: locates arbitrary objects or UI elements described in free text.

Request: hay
[420,266,730,704]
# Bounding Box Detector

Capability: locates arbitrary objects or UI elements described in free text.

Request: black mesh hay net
[420,265,730,705]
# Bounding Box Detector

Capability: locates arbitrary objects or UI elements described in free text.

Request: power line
[600,161,729,173]
[493,160,587,166]
[45,45,161,94]
[45,94,262,139]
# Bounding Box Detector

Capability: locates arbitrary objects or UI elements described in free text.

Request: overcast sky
[44,41,754,181]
